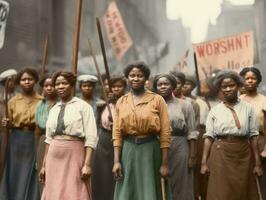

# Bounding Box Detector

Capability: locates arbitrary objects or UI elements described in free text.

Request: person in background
[239,67,266,199]
[39,71,98,200]
[201,71,262,200]
[182,74,210,200]
[35,74,57,193]
[154,73,197,200]
[1,67,42,200]
[92,75,127,200]
[112,61,171,200]
[78,74,100,114]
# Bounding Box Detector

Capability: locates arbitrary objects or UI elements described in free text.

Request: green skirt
[114,139,170,200]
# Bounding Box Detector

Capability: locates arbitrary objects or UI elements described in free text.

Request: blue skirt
[0,129,40,200]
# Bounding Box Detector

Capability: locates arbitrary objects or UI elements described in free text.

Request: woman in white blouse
[201,71,262,200]
[39,71,98,200]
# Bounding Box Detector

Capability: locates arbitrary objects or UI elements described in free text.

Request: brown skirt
[207,138,258,200]
[41,139,91,200]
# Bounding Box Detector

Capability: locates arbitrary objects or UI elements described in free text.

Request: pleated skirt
[0,129,40,200]
[207,139,258,200]
[41,139,91,200]
[169,136,194,200]
[92,127,115,200]
[114,138,170,200]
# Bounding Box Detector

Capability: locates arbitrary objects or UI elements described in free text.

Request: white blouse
[45,97,98,148]
[204,100,258,138]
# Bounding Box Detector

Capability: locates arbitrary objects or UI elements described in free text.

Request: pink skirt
[41,139,91,200]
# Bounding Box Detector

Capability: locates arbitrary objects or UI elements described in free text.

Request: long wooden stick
[193,52,201,96]
[72,0,83,75]
[160,177,166,200]
[96,17,112,92]
[87,38,113,121]
[0,77,11,181]
[256,176,263,200]
[41,35,49,77]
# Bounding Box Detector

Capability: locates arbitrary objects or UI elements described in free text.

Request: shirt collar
[57,96,79,106]
[16,92,43,100]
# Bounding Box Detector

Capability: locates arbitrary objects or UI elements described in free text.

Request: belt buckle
[134,137,141,144]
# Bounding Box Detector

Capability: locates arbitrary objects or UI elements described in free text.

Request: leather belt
[216,135,248,142]
[14,126,35,132]
[124,135,157,145]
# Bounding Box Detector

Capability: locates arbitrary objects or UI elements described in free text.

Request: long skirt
[92,127,115,200]
[207,138,258,200]
[114,138,170,200]
[169,136,194,200]
[194,126,208,199]
[41,139,91,200]
[0,129,40,200]
[36,134,46,194]
[257,134,266,200]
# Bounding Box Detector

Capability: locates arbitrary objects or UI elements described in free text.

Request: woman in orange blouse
[0,67,42,200]
[112,61,171,200]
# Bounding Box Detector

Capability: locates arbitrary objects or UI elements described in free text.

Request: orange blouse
[112,91,171,148]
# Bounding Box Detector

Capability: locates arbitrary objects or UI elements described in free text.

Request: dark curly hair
[213,70,243,89]
[109,75,127,88]
[124,61,150,79]
[239,67,262,85]
[15,67,39,85]
[52,71,77,87]
[170,71,186,85]
[39,74,53,87]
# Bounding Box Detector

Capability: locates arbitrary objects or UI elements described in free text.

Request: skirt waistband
[53,134,84,141]
[216,135,248,142]
[124,135,157,145]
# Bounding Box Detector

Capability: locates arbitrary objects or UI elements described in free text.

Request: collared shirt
[8,92,43,127]
[240,93,266,132]
[35,99,55,130]
[166,98,198,140]
[204,100,258,138]
[112,91,171,148]
[45,97,98,148]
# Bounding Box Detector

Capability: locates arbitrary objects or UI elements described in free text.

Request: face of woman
[182,81,194,96]
[55,76,72,100]
[220,78,239,103]
[43,78,55,97]
[128,67,146,91]
[173,78,183,96]
[156,77,173,98]
[80,82,94,97]
[243,71,258,92]
[111,80,126,98]
[20,72,35,93]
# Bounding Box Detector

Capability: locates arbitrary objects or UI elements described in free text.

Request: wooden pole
[160,177,166,200]
[256,176,263,200]
[87,38,113,121]
[193,52,201,96]
[72,0,83,75]
[0,77,11,181]
[41,35,49,77]
[96,17,112,92]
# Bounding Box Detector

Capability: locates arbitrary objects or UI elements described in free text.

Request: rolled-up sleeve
[112,100,123,147]
[204,110,215,139]
[249,107,259,138]
[158,97,171,148]
[183,101,198,140]
[83,105,98,148]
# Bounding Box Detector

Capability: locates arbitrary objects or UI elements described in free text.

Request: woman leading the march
[201,70,262,200]
[40,71,98,200]
[0,67,42,200]
[154,73,197,200]
[112,61,171,200]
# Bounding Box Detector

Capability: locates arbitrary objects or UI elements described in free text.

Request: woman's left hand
[160,164,169,178]
[81,165,92,181]
[253,165,263,177]
[188,156,197,169]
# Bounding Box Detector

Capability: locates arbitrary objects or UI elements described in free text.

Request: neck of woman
[245,89,257,97]
[131,87,145,96]
[164,94,174,103]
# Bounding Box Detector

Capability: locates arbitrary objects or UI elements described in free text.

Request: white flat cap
[0,69,17,82]
[77,74,98,83]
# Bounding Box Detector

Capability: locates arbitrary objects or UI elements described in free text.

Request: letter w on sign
[103,1,133,61]
[0,0,9,49]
